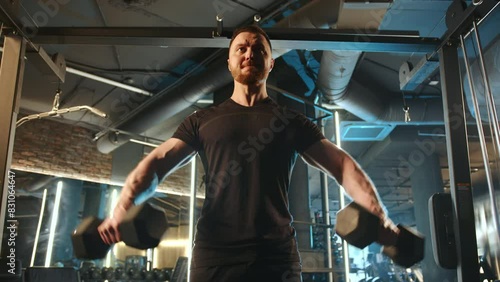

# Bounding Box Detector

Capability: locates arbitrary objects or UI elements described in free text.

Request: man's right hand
[97,217,121,245]
[97,205,128,245]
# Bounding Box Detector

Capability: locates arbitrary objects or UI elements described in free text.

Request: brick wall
[12,118,113,182]
[11,118,199,195]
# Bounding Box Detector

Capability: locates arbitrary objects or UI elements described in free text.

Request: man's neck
[230,81,268,107]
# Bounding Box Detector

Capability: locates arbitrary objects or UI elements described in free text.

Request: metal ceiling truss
[30,26,439,53]
[0,0,438,54]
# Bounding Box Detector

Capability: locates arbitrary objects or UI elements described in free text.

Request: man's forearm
[340,157,401,237]
[340,157,386,218]
[113,158,157,218]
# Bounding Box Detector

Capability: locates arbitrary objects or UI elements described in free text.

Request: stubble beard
[231,66,266,85]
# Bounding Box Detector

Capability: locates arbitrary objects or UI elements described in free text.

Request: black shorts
[190,261,302,282]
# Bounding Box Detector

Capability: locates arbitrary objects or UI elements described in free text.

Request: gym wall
[10,117,193,194]
[12,118,113,182]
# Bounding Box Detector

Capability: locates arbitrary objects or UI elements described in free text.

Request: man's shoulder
[264,99,309,121]
[187,102,224,119]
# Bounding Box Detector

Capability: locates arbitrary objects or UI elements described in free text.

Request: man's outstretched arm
[98,137,196,245]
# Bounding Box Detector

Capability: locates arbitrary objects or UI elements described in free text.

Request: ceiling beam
[30,27,440,53]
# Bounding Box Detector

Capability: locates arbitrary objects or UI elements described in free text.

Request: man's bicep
[152,138,197,178]
[168,138,198,167]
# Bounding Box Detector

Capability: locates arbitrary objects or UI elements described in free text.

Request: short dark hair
[229,25,272,51]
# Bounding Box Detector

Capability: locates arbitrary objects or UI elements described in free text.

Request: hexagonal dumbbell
[71,202,168,259]
[335,201,424,268]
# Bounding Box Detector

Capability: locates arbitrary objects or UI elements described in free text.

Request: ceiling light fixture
[66,67,153,96]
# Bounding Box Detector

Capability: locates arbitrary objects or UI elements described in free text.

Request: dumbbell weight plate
[119,203,169,249]
[143,269,155,281]
[335,202,380,249]
[101,267,114,280]
[115,267,127,280]
[128,267,142,280]
[382,224,425,268]
[71,216,111,259]
[153,268,164,280]
[89,267,101,279]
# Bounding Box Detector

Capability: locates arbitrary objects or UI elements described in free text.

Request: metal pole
[469,21,500,276]
[462,1,500,40]
[146,249,154,271]
[460,34,500,249]
[187,155,198,281]
[472,19,500,207]
[471,20,500,160]
[335,111,350,281]
[439,42,480,282]
[319,118,334,282]
[0,35,26,256]
[30,189,48,266]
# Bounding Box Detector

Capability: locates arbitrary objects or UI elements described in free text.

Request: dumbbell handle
[377,220,400,246]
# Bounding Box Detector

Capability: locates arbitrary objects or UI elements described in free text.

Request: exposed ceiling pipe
[318,36,499,126]
[96,0,344,153]
[317,17,445,125]
[319,62,445,125]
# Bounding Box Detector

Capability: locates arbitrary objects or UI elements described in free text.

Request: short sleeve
[172,112,202,151]
[292,112,326,153]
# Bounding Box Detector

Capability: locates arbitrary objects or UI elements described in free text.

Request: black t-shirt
[172,97,325,267]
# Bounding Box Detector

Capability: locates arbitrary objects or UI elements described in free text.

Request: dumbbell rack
[311,211,346,282]
[79,266,172,282]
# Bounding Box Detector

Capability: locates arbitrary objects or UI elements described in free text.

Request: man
[98,25,397,281]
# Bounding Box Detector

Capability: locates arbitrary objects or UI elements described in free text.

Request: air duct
[318,51,444,125]
[314,1,448,126]
[96,59,232,153]
[97,0,343,153]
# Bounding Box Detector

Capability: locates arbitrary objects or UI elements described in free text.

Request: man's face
[227,32,274,85]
